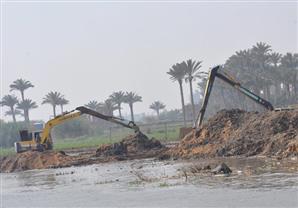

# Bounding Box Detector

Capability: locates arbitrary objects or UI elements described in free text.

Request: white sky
[1,1,297,121]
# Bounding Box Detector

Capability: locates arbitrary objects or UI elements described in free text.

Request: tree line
[166,42,298,124]
[1,80,70,124]
[85,92,166,122]
[2,42,297,125]
[1,41,297,148]
[1,82,167,123]
[223,42,297,108]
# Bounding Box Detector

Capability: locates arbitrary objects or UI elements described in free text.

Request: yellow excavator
[195,65,275,129]
[14,106,140,153]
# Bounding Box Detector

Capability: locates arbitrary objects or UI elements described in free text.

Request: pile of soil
[0,151,73,173]
[166,109,298,159]
[96,132,164,157]
[0,132,164,173]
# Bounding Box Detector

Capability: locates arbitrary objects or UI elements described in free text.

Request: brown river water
[1,157,298,207]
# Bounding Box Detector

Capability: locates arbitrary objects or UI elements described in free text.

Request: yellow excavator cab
[15,130,48,153]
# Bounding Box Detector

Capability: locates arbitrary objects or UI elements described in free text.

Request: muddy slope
[0,151,74,173]
[0,133,165,173]
[167,109,298,159]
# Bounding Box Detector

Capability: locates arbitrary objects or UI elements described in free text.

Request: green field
[0,125,183,157]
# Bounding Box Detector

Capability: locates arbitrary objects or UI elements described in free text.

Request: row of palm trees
[1,81,167,124]
[218,42,298,109]
[85,93,167,122]
[85,91,142,121]
[1,79,37,123]
[167,59,206,126]
[1,79,70,123]
[42,91,69,117]
[2,58,205,126]
[3,42,296,125]
[167,42,298,125]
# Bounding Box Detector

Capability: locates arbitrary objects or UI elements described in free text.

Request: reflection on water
[3,157,298,191]
[1,157,298,207]
[16,170,58,190]
[190,172,298,190]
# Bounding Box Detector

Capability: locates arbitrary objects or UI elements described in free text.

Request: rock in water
[211,163,232,175]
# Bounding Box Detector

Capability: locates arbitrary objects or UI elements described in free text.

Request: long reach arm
[195,66,274,129]
[40,106,139,147]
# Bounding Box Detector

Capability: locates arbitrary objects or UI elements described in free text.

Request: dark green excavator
[194,66,274,129]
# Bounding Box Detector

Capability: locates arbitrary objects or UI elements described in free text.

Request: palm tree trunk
[60,105,64,113]
[10,106,16,123]
[286,84,291,99]
[129,103,134,121]
[53,105,56,117]
[157,109,160,120]
[21,91,25,101]
[189,79,195,123]
[266,85,271,100]
[118,104,122,118]
[25,110,29,123]
[274,82,280,105]
[179,80,186,127]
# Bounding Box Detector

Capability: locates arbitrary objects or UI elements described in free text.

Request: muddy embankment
[1,109,298,173]
[164,109,298,159]
[0,132,164,173]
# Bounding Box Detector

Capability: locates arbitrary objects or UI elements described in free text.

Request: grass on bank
[0,125,183,157]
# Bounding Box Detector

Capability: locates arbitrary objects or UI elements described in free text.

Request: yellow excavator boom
[14,106,140,153]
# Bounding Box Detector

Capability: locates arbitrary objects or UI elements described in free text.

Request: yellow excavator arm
[40,110,83,148]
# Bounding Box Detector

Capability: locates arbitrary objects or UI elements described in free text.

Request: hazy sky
[1,1,297,121]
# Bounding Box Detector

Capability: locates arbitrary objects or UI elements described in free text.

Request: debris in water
[211,163,232,175]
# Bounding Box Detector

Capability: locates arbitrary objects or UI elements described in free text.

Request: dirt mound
[96,132,164,157]
[0,133,164,173]
[167,109,298,159]
[0,151,73,173]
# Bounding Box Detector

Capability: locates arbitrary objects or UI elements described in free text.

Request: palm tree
[280,53,298,99]
[0,95,19,123]
[235,50,252,68]
[85,100,102,111]
[124,92,142,122]
[57,97,69,113]
[17,99,38,122]
[10,79,34,101]
[197,77,207,97]
[102,99,117,116]
[5,109,22,120]
[167,63,187,126]
[149,101,166,119]
[184,59,203,122]
[280,53,298,68]
[109,91,125,118]
[252,42,272,68]
[84,100,103,122]
[42,91,63,117]
[269,52,282,67]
